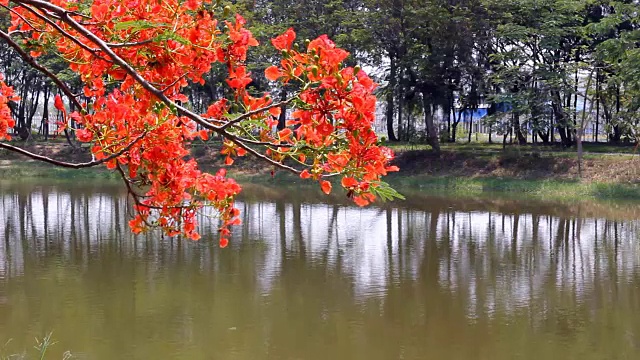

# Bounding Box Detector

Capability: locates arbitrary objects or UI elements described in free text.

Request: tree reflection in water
[0,181,639,359]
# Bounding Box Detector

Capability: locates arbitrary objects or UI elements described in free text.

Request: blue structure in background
[456,108,488,122]
[454,102,512,123]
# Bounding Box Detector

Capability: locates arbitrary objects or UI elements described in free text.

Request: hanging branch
[0,130,148,168]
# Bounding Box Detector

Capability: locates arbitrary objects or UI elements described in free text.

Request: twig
[115,163,192,211]
[220,97,295,130]
[107,39,153,48]
[157,73,189,93]
[225,135,301,175]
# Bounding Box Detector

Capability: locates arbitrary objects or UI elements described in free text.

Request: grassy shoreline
[0,160,120,180]
[385,174,640,202]
[3,160,639,203]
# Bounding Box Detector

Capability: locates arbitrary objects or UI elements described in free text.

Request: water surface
[1,181,640,359]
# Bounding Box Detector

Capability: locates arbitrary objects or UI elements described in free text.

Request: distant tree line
[1,0,639,154]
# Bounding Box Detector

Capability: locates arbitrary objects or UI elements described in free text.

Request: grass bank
[3,140,640,203]
[0,160,118,181]
[387,140,640,155]
[3,158,640,203]
[385,175,640,202]
[231,169,640,203]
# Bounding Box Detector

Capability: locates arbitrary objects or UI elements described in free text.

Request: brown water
[1,181,640,359]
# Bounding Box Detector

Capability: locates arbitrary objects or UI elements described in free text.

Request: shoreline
[2,142,640,202]
[3,159,640,203]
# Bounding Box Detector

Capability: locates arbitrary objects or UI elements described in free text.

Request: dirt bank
[2,142,640,184]
[391,149,640,184]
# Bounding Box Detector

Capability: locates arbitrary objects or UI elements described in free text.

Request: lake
[1,180,640,359]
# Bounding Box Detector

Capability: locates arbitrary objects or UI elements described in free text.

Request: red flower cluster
[264,29,399,206]
[0,74,18,141]
[3,0,400,246]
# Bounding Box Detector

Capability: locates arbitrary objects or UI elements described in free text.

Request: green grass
[3,154,640,204]
[385,140,640,157]
[386,175,640,202]
[1,332,71,360]
[228,168,640,203]
[0,162,119,181]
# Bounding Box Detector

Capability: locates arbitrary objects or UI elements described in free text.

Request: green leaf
[154,31,190,45]
[370,181,405,202]
[113,20,167,32]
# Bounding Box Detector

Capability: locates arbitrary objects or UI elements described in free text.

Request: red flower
[54,94,65,112]
[265,66,283,81]
[271,28,296,51]
[320,180,332,195]
[75,128,93,142]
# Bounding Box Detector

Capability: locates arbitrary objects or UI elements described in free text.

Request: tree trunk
[601,98,618,143]
[537,130,549,143]
[550,109,554,143]
[468,111,474,143]
[577,69,595,178]
[552,91,572,147]
[612,85,622,143]
[386,53,398,141]
[595,68,600,143]
[277,88,287,130]
[421,91,440,153]
[489,124,492,144]
[398,93,404,141]
[25,84,41,140]
[451,107,462,143]
[445,96,451,142]
[41,87,50,140]
[16,79,28,137]
[513,112,526,144]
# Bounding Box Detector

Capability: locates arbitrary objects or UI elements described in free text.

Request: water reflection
[0,181,640,359]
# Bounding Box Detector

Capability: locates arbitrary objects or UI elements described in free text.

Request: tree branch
[0,29,85,111]
[17,4,107,59]
[8,0,306,177]
[11,0,222,132]
[0,130,147,168]
[0,3,43,33]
